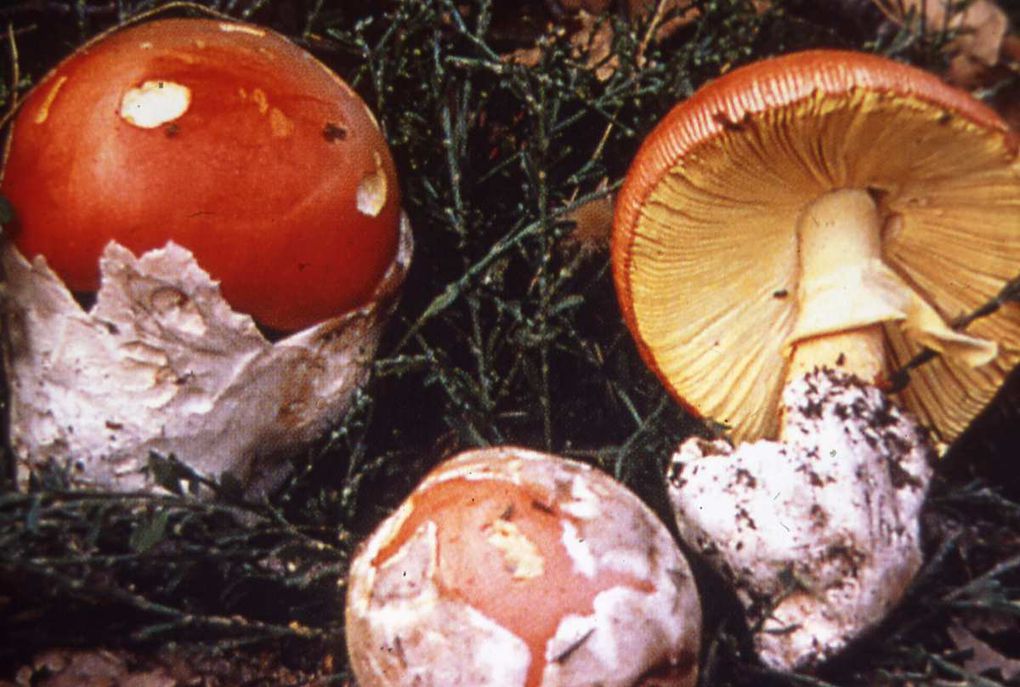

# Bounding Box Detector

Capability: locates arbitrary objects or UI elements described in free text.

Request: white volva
[668,369,933,669]
[1,216,412,496]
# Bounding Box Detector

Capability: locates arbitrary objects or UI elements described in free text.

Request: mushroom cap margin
[611,49,1019,444]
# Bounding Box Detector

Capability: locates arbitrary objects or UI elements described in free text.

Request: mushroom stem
[781,187,997,438]
[786,189,888,388]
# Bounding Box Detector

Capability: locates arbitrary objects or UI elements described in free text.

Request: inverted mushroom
[345,446,702,687]
[0,18,410,494]
[612,50,1019,669]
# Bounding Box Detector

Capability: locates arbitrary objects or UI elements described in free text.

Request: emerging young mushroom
[612,50,1019,669]
[345,447,702,687]
[2,17,400,332]
[0,18,411,494]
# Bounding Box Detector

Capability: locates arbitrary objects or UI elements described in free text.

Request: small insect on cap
[1,18,401,332]
[612,50,1020,445]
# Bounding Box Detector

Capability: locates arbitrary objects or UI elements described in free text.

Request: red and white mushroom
[612,50,1019,669]
[345,447,702,687]
[2,17,401,332]
[0,18,411,494]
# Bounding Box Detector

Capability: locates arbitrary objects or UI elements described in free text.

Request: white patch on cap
[370,498,417,567]
[119,80,191,129]
[559,476,600,520]
[485,519,544,580]
[356,152,388,218]
[600,549,651,580]
[34,75,69,125]
[561,520,596,578]
[218,23,266,37]
[552,613,612,665]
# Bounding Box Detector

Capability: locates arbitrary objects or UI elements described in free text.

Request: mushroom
[611,50,1019,669]
[0,18,411,494]
[2,17,400,333]
[345,446,702,687]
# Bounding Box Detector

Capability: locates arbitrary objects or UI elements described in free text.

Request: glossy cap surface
[2,18,401,331]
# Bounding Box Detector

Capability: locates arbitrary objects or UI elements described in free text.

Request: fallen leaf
[561,185,615,256]
[570,11,618,80]
[503,44,544,68]
[872,0,1010,87]
[559,0,614,12]
[120,672,176,687]
[959,608,1018,635]
[628,0,702,45]
[4,646,335,687]
[502,0,706,81]
[33,650,128,687]
[947,621,1020,682]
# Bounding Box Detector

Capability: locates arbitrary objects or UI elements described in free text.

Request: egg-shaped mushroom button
[612,50,1018,669]
[345,447,702,687]
[0,19,411,495]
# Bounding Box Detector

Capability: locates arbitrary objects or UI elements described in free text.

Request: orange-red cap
[2,18,401,332]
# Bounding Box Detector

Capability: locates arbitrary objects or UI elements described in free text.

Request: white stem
[782,188,997,411]
[786,188,887,386]
[782,189,888,440]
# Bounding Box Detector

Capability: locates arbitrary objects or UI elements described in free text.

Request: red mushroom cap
[372,473,653,687]
[345,447,702,687]
[1,18,401,332]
